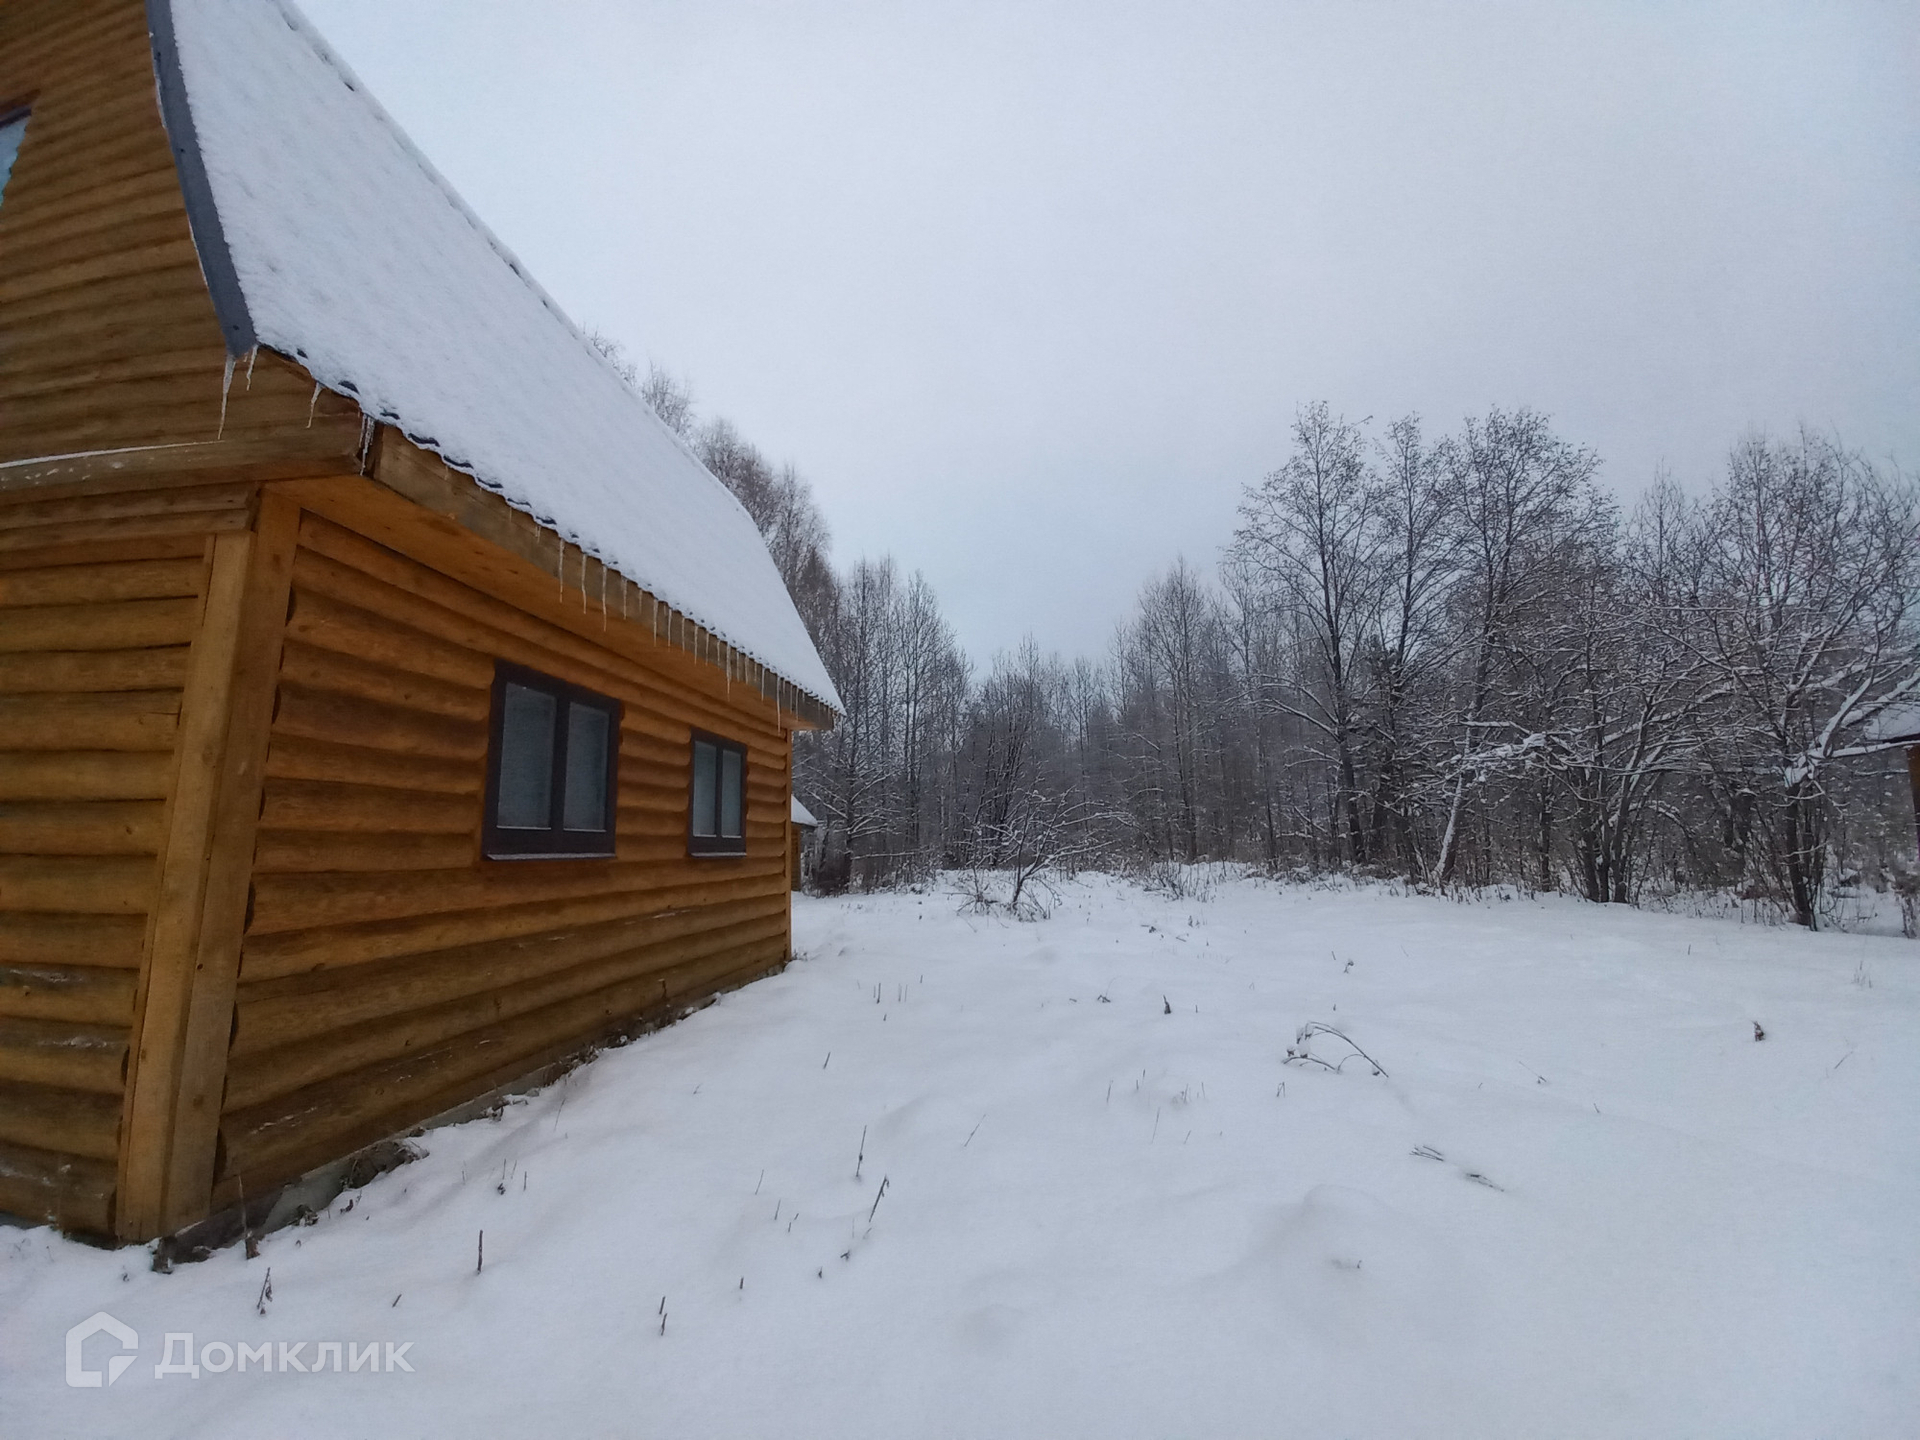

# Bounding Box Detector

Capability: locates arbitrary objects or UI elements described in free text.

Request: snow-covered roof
[1867,702,1920,747]
[156,0,840,714]
[790,797,819,828]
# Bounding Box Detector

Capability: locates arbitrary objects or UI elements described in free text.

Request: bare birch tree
[1431,407,1602,885]
[1683,432,1919,926]
[1230,403,1381,863]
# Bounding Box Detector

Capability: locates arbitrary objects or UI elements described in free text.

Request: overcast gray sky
[300,0,1918,661]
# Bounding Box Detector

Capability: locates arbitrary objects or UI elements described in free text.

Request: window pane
[563,702,610,832]
[497,683,555,828]
[690,741,717,837]
[0,115,25,209]
[720,748,744,839]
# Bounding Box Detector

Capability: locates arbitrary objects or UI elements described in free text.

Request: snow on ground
[5,874,1917,1439]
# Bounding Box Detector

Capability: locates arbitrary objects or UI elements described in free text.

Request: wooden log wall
[0,486,251,1233]
[368,432,838,732]
[2,0,822,1233]
[0,0,364,466]
[218,512,793,1200]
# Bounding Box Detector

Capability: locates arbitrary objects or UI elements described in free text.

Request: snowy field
[5,874,1916,1439]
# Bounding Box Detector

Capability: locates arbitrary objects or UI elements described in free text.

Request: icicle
[356,414,376,473]
[216,352,236,439]
[244,345,258,389]
[599,562,608,630]
[306,382,322,428]
[580,551,589,614]
[556,534,566,603]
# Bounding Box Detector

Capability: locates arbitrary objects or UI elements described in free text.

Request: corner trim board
[118,530,258,1239]
[160,494,304,1232]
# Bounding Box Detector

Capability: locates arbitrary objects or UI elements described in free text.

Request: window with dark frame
[483,662,619,859]
[688,731,747,856]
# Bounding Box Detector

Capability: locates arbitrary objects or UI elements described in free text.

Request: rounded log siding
[225,515,794,1196]
[0,0,369,1235]
[0,0,365,468]
[0,0,809,1232]
[0,523,211,1233]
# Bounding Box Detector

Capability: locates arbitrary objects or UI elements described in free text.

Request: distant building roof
[1867,701,1920,747]
[158,0,840,714]
[790,797,819,828]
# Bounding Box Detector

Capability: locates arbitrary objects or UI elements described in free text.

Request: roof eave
[362,422,840,728]
[147,0,255,356]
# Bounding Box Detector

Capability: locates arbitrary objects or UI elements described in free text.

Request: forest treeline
[601,338,1919,929]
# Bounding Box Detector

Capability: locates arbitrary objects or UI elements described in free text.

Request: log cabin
[0,0,840,1243]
